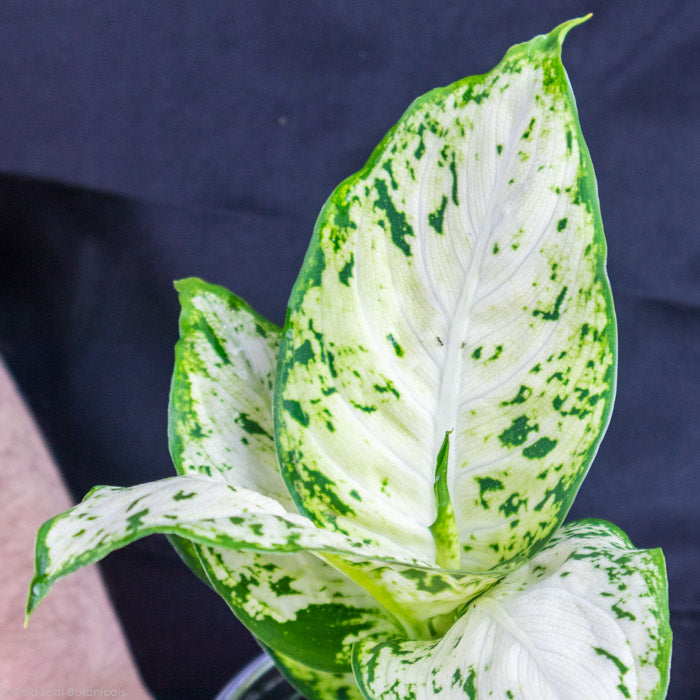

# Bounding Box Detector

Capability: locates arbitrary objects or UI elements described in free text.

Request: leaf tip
[173,276,205,297]
[547,14,592,49]
[25,575,50,624]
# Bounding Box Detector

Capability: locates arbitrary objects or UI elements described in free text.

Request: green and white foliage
[167,279,400,670]
[354,520,671,700]
[276,15,615,581]
[29,18,671,700]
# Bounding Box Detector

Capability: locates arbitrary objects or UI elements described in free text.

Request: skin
[0,359,151,697]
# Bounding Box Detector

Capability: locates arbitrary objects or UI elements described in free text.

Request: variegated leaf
[275,15,616,589]
[353,519,671,700]
[168,278,398,670]
[262,643,363,700]
[169,278,286,499]
[27,475,437,618]
[198,547,403,672]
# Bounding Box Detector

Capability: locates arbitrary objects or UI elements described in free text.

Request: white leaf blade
[274,17,616,580]
[169,277,290,505]
[353,519,671,699]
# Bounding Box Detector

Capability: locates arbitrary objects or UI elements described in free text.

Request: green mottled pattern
[169,278,285,500]
[167,278,397,670]
[198,548,398,671]
[353,520,671,699]
[275,16,616,598]
[28,475,435,613]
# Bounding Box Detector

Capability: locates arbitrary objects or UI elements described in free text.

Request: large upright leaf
[167,279,398,671]
[353,520,671,699]
[275,17,616,577]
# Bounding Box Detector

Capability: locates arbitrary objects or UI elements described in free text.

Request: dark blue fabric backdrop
[0,2,697,697]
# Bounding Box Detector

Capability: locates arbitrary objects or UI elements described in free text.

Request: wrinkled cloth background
[0,1,697,697]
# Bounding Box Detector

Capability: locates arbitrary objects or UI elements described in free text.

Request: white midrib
[431,98,536,515]
[432,230,489,490]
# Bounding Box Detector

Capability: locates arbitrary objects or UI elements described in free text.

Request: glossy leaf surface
[275,18,616,578]
[353,520,671,700]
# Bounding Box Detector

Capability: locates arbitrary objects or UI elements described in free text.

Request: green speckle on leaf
[500,385,531,405]
[339,254,355,286]
[373,381,400,399]
[387,333,404,357]
[332,196,358,237]
[326,349,338,378]
[302,467,356,517]
[200,323,231,367]
[593,646,629,676]
[496,144,503,155]
[611,602,636,621]
[462,668,477,699]
[173,490,196,501]
[305,244,326,290]
[521,116,536,140]
[235,412,272,439]
[475,477,505,509]
[498,415,539,448]
[414,123,426,159]
[448,154,459,205]
[428,195,448,234]
[471,346,482,360]
[283,400,309,427]
[557,217,568,231]
[522,437,557,459]
[293,339,314,366]
[269,575,298,596]
[126,509,149,532]
[487,345,503,362]
[350,400,377,414]
[499,492,528,517]
[381,160,399,190]
[533,286,568,321]
[374,178,414,256]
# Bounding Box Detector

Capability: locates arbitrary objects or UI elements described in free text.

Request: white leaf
[353,519,671,699]
[275,17,616,587]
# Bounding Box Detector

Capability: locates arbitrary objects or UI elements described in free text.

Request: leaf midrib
[432,97,536,511]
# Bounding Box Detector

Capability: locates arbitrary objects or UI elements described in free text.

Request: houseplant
[27,16,671,698]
